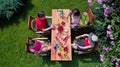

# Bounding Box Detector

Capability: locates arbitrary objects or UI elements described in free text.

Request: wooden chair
[25,37,32,53]
[75,8,94,31]
[80,8,94,28]
[28,16,43,33]
[86,8,94,25]
[28,16,53,34]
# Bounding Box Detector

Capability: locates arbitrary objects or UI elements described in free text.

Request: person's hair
[28,39,35,46]
[72,8,80,16]
[38,11,45,18]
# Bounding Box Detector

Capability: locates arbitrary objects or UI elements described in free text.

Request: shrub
[0,0,23,19]
[88,0,120,66]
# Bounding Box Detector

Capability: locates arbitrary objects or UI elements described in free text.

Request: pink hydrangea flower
[97,0,103,4]
[88,0,93,6]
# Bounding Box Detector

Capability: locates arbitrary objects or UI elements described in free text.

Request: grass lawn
[0,0,101,67]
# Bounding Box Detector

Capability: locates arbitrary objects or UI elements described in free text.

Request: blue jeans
[76,41,86,51]
[72,26,79,29]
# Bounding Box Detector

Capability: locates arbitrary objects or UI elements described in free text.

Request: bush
[88,0,120,66]
[0,0,23,19]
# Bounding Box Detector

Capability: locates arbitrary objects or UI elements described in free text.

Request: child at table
[27,38,51,56]
[71,32,98,55]
[35,11,55,32]
[67,8,81,29]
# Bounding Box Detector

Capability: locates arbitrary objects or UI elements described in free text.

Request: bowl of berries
[57,25,64,33]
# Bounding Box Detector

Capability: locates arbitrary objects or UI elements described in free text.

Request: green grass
[0,0,101,67]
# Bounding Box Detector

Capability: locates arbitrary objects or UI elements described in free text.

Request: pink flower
[106,30,111,37]
[104,6,113,17]
[106,30,111,35]
[88,0,93,6]
[104,9,108,17]
[106,30,114,40]
[107,25,112,30]
[97,0,103,4]
[115,62,119,67]
[109,34,114,40]
[106,6,113,11]
[100,54,105,62]
[103,46,112,52]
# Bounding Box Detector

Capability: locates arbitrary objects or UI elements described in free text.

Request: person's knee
[71,44,77,49]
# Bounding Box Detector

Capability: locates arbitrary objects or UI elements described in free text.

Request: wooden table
[51,9,72,61]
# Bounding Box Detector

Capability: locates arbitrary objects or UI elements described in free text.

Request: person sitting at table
[71,32,98,54]
[67,8,81,29]
[35,11,55,32]
[27,38,51,56]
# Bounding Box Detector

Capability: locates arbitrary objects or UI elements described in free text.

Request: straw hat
[89,32,98,45]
